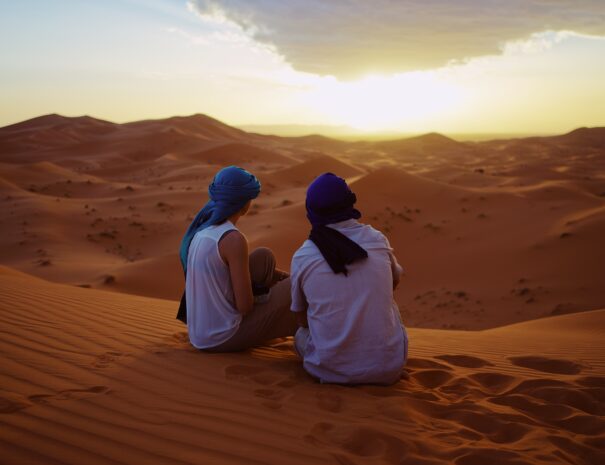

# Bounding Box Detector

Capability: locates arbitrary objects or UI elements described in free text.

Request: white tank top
[185,221,242,349]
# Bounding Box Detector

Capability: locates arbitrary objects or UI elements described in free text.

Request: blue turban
[306,173,367,275]
[179,166,260,273]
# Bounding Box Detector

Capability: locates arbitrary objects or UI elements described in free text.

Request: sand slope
[1,114,604,331]
[264,154,364,187]
[1,267,603,465]
[181,142,297,170]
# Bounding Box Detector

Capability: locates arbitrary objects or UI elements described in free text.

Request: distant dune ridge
[1,113,604,464]
[1,113,603,328]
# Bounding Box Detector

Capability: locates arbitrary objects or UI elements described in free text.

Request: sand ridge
[1,114,603,330]
[1,267,604,465]
[1,113,604,463]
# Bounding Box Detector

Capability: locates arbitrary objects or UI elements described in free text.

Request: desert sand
[1,114,604,464]
[1,267,603,465]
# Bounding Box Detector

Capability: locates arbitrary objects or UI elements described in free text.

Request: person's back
[292,219,407,384]
[291,172,408,385]
[179,165,297,352]
[186,221,241,349]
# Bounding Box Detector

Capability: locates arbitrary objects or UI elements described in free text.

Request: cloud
[188,0,605,78]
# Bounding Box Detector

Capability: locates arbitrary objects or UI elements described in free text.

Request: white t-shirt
[290,219,407,384]
[186,221,242,349]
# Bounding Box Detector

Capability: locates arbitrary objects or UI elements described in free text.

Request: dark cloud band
[189,0,605,78]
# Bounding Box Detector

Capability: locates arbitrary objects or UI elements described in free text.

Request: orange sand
[1,114,604,464]
[1,267,603,465]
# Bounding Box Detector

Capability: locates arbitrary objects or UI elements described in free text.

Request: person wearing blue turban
[290,172,409,384]
[178,166,297,352]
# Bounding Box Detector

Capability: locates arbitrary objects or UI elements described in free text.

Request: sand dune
[542,127,605,149]
[0,267,603,465]
[125,114,255,141]
[1,113,604,464]
[185,142,297,167]
[264,154,364,187]
[1,114,604,331]
[344,166,605,329]
[0,161,104,185]
[103,253,184,300]
[0,114,118,145]
[374,132,469,155]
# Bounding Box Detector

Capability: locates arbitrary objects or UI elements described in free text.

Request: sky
[1,0,604,135]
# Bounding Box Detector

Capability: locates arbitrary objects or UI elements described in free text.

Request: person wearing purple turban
[290,173,409,384]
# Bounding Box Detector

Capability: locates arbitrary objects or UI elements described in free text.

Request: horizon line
[2,112,601,143]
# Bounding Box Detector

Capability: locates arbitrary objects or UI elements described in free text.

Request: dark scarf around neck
[309,223,368,275]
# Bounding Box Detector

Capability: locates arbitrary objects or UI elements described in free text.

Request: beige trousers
[205,247,297,352]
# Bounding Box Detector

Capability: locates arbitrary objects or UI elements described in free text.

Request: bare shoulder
[219,229,248,261]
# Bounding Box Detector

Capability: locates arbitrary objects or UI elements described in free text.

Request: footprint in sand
[493,392,605,435]
[92,351,126,368]
[508,355,585,375]
[171,331,190,344]
[454,448,526,465]
[444,407,531,445]
[253,388,288,400]
[225,365,298,410]
[0,392,32,414]
[316,391,343,413]
[438,376,479,399]
[253,388,291,410]
[29,386,110,405]
[406,357,453,371]
[360,384,416,399]
[305,422,410,465]
[411,369,454,389]
[225,363,305,385]
[225,364,284,385]
[468,372,518,395]
[489,394,576,422]
[548,434,605,465]
[224,364,259,378]
[576,376,605,388]
[435,354,494,369]
[499,378,604,417]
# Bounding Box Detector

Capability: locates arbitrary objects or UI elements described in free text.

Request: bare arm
[219,230,254,315]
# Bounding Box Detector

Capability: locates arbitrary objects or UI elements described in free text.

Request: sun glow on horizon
[0,2,604,133]
[300,72,466,131]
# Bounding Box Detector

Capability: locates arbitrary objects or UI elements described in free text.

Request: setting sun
[1,2,603,134]
[301,72,466,131]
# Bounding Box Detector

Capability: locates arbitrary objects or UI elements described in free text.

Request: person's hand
[272,269,289,286]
